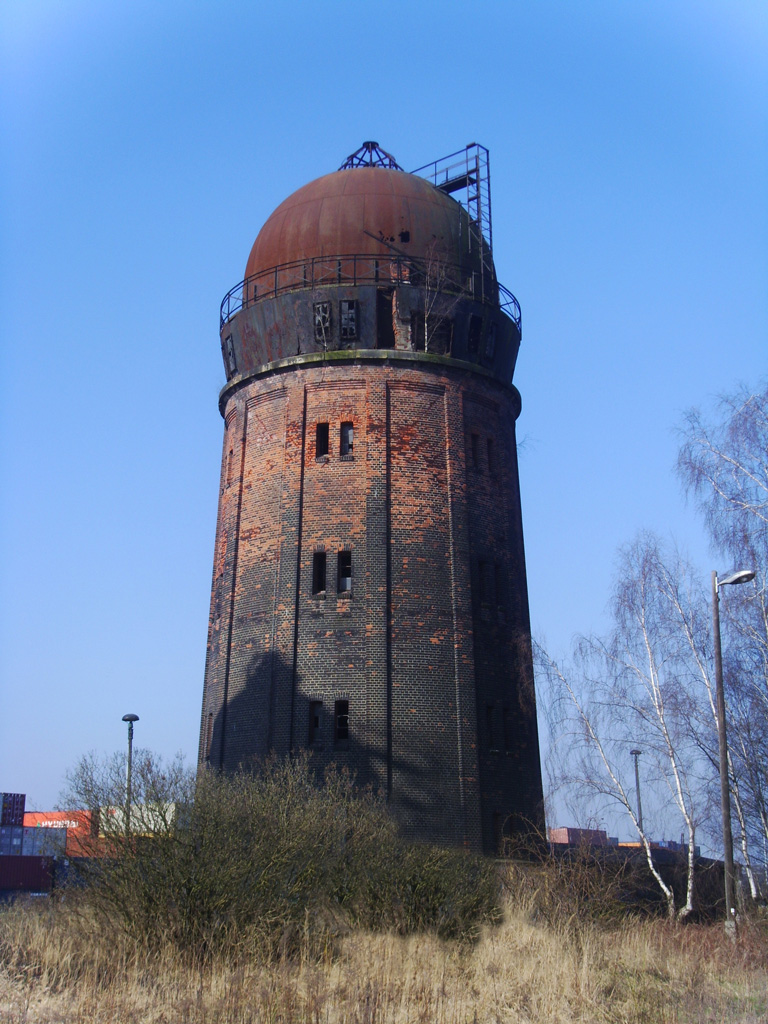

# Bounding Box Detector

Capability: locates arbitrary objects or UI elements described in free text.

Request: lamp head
[630,748,642,757]
[717,569,756,589]
[122,713,139,723]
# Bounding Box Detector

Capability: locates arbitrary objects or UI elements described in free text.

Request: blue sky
[1,1,766,828]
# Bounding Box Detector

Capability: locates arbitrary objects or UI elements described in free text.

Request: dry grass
[1,890,767,1024]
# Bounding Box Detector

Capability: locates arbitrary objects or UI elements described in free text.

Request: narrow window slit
[340,421,354,456]
[334,699,349,747]
[316,422,329,459]
[312,551,327,595]
[308,700,323,747]
[337,551,352,595]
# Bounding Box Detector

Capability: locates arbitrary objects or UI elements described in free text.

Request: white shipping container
[99,802,178,837]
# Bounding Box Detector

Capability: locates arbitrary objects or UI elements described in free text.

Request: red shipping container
[0,855,52,892]
[548,826,608,846]
[23,810,95,835]
[65,832,108,858]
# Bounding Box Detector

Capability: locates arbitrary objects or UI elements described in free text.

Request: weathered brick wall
[463,392,543,849]
[388,380,473,845]
[199,353,543,852]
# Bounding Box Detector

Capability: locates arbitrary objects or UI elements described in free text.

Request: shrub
[62,754,499,962]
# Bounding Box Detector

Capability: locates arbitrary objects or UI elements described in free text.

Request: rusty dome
[244,166,488,282]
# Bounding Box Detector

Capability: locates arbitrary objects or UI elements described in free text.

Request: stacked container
[1,793,25,826]
[1,795,60,894]
[0,856,53,892]
[23,810,99,857]
[0,825,23,856]
[21,826,66,856]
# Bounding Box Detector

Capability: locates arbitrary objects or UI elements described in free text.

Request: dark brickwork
[199,350,544,852]
[199,162,544,853]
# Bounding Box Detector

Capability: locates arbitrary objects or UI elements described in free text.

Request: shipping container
[99,803,177,837]
[0,855,52,892]
[23,810,96,835]
[21,826,66,857]
[1,793,25,826]
[0,825,24,856]
[22,810,100,856]
[65,832,107,858]
[547,826,609,847]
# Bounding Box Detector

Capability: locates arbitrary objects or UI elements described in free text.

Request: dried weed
[1,893,767,1023]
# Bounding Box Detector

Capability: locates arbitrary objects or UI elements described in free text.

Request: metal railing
[220,252,521,330]
[498,283,522,328]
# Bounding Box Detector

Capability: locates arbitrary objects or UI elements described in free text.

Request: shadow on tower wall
[204,648,482,849]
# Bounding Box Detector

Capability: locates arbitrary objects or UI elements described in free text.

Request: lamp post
[122,713,139,835]
[630,748,643,834]
[712,569,755,937]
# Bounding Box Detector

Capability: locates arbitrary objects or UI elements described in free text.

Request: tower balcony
[220,252,521,330]
[218,253,522,388]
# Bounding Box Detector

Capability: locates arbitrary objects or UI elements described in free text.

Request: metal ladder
[412,143,494,302]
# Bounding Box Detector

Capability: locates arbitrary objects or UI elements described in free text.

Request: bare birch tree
[537,535,717,919]
[678,381,768,893]
[536,642,679,918]
[420,240,462,353]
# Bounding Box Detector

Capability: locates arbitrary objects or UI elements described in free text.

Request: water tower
[198,143,544,852]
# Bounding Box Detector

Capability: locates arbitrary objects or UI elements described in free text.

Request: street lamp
[630,749,643,834]
[712,568,755,937]
[122,713,139,835]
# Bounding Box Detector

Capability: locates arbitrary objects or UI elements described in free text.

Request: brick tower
[199,143,544,853]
